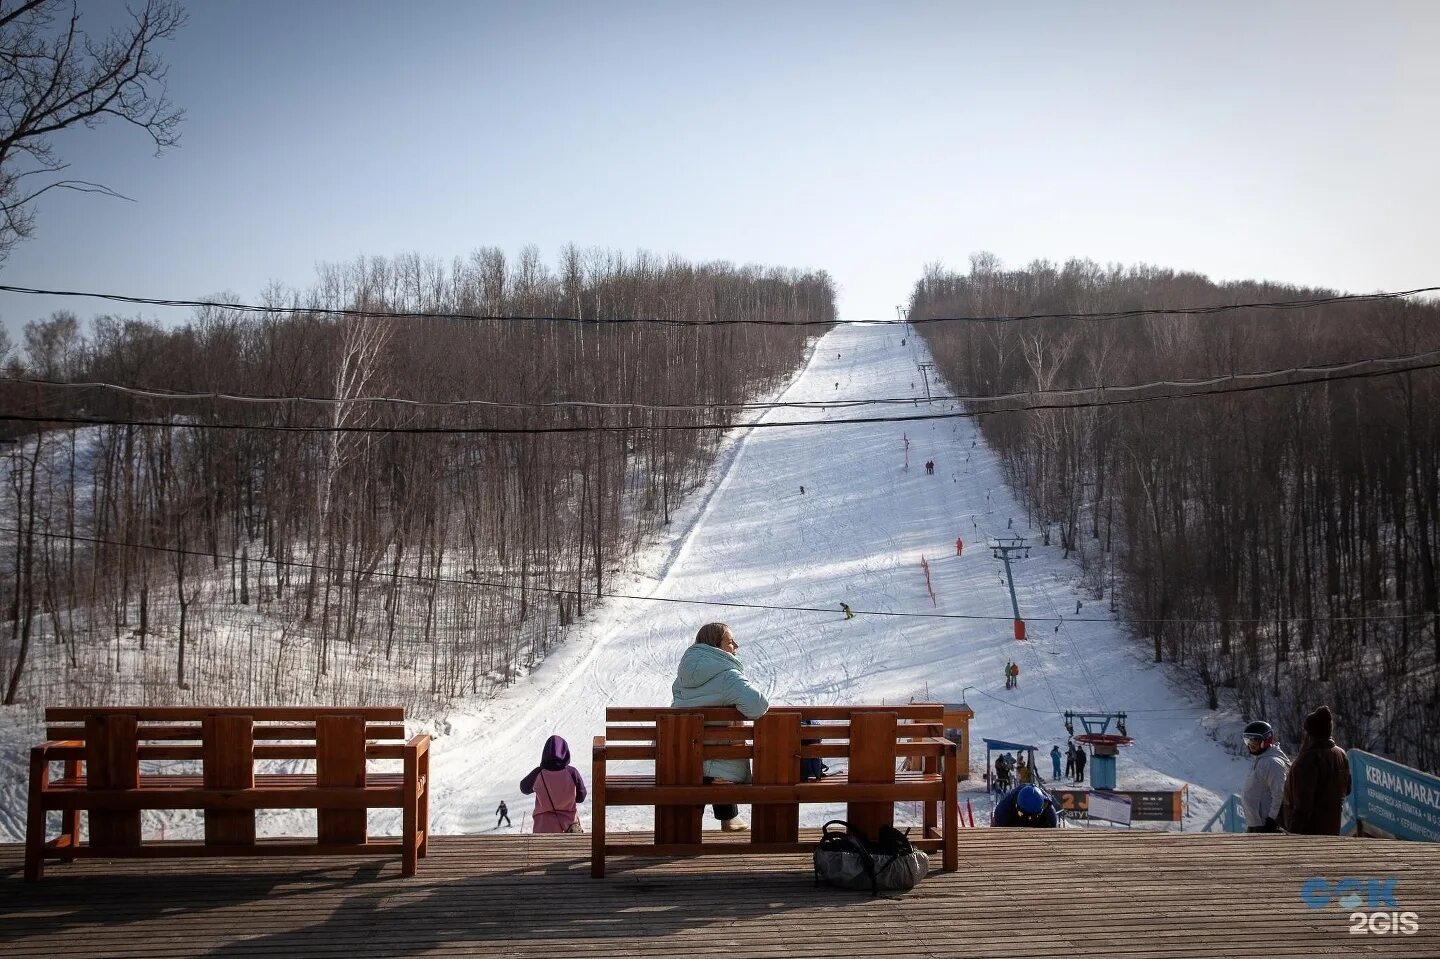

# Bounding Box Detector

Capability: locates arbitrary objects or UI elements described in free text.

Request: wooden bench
[25,706,430,881]
[590,704,958,878]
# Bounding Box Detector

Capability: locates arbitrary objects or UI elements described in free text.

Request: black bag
[800,719,828,781]
[813,820,929,894]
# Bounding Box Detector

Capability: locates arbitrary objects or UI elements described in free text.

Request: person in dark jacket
[1283,705,1350,835]
[520,735,588,833]
[992,784,1059,827]
[1073,745,1087,783]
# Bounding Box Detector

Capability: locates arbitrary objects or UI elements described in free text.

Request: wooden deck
[2,831,1437,957]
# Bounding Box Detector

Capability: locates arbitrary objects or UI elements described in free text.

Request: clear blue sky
[2,0,1437,339]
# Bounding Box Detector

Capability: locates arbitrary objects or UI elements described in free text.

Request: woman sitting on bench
[671,622,770,832]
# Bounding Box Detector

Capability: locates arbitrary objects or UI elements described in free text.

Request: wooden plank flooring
[2,831,1438,957]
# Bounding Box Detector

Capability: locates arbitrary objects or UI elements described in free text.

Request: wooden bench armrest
[592,735,606,759]
[33,740,83,757]
[405,733,430,756]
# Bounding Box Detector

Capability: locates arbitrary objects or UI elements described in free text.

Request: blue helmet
[1016,784,1046,815]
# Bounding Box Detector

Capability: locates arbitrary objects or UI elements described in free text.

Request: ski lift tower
[916,361,936,402]
[1065,711,1134,790]
[990,535,1030,640]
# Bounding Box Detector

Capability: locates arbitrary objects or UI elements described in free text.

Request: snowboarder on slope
[955,537,964,556]
[496,800,511,828]
[841,602,854,620]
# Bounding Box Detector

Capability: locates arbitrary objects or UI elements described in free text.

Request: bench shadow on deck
[2,831,1438,958]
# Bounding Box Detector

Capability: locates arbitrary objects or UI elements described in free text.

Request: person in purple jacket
[520,734,588,833]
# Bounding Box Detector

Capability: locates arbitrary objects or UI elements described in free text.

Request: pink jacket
[519,735,587,833]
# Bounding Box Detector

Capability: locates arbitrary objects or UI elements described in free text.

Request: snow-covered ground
[1,323,1257,842]
[427,323,1252,834]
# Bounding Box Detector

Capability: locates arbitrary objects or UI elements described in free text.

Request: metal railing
[1201,793,1245,833]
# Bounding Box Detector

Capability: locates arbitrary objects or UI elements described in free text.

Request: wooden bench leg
[418,746,430,859]
[591,738,606,878]
[943,742,959,872]
[25,748,49,882]
[403,743,419,877]
[60,759,81,861]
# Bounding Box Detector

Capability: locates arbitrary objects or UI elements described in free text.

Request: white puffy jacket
[1242,744,1290,829]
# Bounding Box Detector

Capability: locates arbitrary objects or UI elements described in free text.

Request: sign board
[1088,791,1132,826]
[1049,787,1184,822]
[1126,791,1185,822]
[1052,788,1090,817]
[1349,749,1440,842]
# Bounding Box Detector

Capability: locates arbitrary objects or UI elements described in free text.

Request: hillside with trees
[911,256,1439,773]
[0,247,834,712]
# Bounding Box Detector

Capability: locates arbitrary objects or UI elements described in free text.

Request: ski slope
[427,323,1252,834]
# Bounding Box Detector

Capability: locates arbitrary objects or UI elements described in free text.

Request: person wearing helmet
[1241,720,1290,832]
[992,783,1059,827]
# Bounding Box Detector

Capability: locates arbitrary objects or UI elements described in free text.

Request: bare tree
[0,0,186,259]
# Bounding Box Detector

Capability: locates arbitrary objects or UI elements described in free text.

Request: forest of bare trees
[0,247,834,714]
[912,255,1440,773]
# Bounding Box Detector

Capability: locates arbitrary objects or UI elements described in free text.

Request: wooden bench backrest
[43,707,408,848]
[603,704,944,841]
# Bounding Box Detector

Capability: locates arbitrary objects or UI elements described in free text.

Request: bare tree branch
[0,0,184,259]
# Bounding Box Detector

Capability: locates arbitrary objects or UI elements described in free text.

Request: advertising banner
[1048,787,1184,822]
[1349,749,1440,843]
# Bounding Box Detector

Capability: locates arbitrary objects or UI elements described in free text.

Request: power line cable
[965,684,1201,717]
[0,525,1426,626]
[2,282,1436,326]
[6,354,1438,435]
[6,348,1439,412]
[923,285,1440,323]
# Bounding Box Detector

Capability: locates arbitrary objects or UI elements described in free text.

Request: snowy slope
[426,323,1252,834]
[0,323,1256,842]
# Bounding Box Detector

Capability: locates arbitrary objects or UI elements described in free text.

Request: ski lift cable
[1023,570,1108,711]
[0,525,1428,627]
[967,685,1197,716]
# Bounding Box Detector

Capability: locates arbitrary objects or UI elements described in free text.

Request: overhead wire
[5,347,1439,413]
[1,282,1437,327]
[6,353,1438,435]
[0,526,1427,627]
[964,684,1202,717]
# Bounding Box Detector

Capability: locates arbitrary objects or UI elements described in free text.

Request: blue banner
[1349,749,1440,843]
